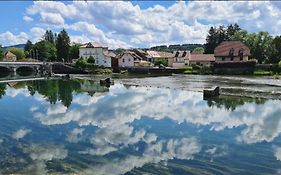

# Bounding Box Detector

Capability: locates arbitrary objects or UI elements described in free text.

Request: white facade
[119,53,135,67]
[79,43,112,67]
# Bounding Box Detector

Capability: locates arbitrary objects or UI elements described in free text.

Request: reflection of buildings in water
[80,81,109,96]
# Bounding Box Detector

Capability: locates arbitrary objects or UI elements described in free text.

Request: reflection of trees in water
[26,80,81,107]
[0,79,108,107]
[206,96,266,111]
[0,84,6,99]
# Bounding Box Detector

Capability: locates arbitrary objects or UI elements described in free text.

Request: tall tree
[270,35,281,64]
[0,45,4,61]
[69,43,81,60]
[56,29,70,62]
[33,40,57,61]
[24,40,33,58]
[205,24,241,54]
[44,30,55,44]
[205,26,218,54]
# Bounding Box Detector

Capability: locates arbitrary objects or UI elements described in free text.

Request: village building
[189,54,215,67]
[146,50,174,67]
[3,51,17,62]
[119,51,138,67]
[79,42,115,67]
[172,51,190,68]
[214,41,250,62]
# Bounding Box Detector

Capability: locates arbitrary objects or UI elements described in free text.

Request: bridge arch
[16,66,36,75]
[0,66,12,72]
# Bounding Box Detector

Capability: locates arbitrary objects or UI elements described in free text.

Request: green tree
[56,29,70,62]
[24,40,33,58]
[8,48,25,60]
[0,45,4,61]
[69,43,81,60]
[205,26,218,54]
[193,47,205,54]
[87,56,95,64]
[270,35,281,64]
[33,40,57,61]
[205,24,241,54]
[44,30,55,45]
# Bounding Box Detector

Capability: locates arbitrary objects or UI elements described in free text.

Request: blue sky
[0,1,281,48]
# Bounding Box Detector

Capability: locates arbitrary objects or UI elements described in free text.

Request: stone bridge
[0,62,52,74]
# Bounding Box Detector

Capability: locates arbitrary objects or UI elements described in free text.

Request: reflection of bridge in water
[0,72,46,83]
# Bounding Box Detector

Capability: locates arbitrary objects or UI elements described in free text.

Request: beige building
[190,54,215,67]
[214,41,250,62]
[146,50,174,67]
[3,51,17,62]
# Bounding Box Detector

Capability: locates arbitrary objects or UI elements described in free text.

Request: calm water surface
[0,75,281,174]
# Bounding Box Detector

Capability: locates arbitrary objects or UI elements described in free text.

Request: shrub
[75,58,88,69]
[253,70,273,76]
[87,56,95,64]
[192,64,202,71]
[278,60,281,67]
[154,58,168,66]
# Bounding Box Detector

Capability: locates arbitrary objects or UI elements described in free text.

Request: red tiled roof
[190,54,215,62]
[214,41,250,57]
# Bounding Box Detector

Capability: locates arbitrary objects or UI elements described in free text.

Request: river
[0,74,280,174]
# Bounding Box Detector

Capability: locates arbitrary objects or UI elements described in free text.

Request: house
[146,51,174,67]
[79,42,114,67]
[172,51,190,68]
[119,51,153,67]
[3,51,17,62]
[189,54,215,67]
[214,41,250,62]
[119,51,142,67]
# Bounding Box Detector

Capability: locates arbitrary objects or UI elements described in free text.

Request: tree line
[0,29,81,62]
[205,23,281,64]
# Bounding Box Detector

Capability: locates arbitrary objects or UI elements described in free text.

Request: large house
[214,41,251,62]
[3,51,17,62]
[79,42,115,67]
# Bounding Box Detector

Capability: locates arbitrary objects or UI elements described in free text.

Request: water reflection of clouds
[82,137,201,175]
[12,128,31,140]
[32,84,281,145]
[27,83,281,173]
[23,144,68,174]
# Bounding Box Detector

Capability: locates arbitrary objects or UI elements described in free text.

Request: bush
[75,58,88,69]
[96,68,112,74]
[253,70,273,76]
[154,58,168,66]
[278,60,281,67]
[192,64,202,71]
[87,56,95,64]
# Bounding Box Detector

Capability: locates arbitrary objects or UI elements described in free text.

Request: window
[104,60,106,63]
[222,57,225,61]
[128,58,131,62]
[123,59,125,63]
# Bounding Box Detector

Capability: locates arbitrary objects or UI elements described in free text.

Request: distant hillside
[150,44,204,52]
[2,44,25,51]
